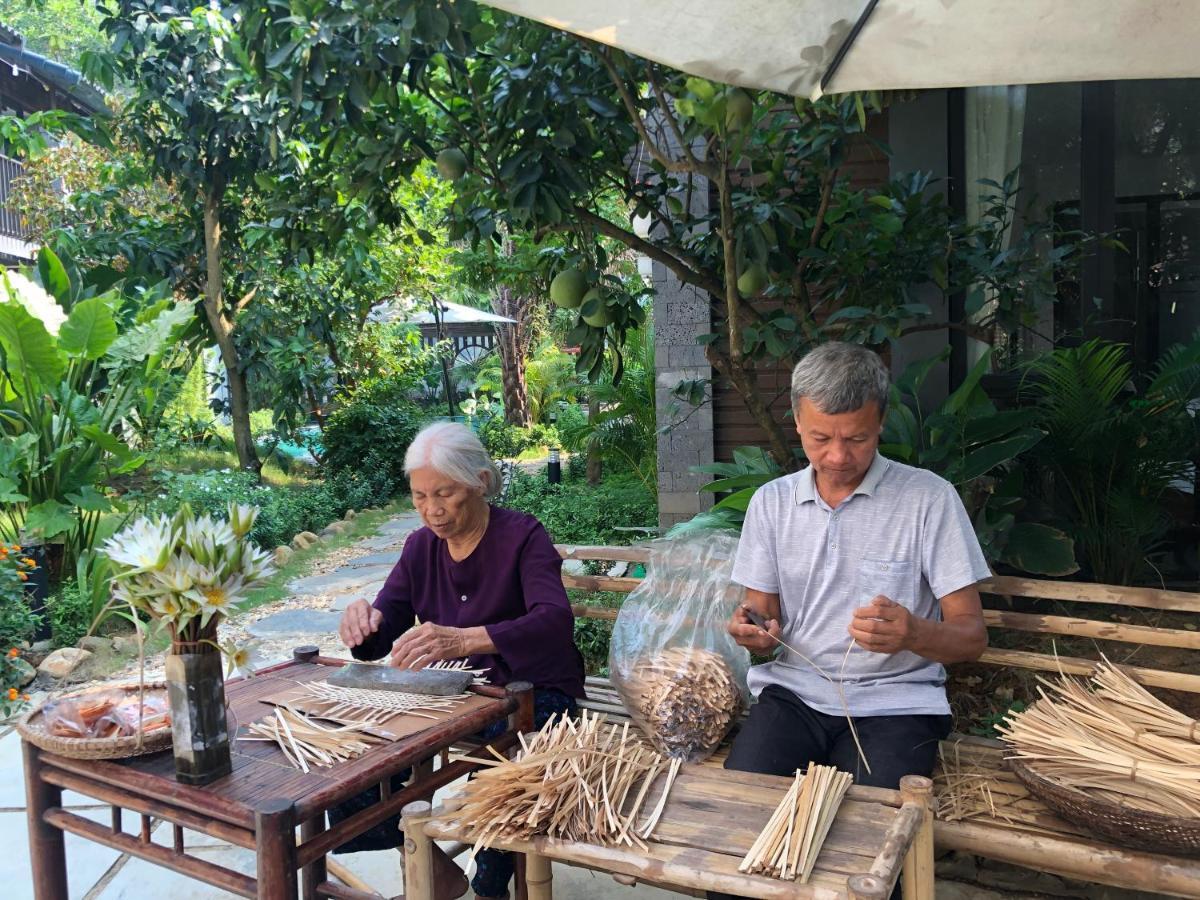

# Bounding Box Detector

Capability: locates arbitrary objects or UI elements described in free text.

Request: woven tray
[17,683,173,761]
[1009,757,1200,856]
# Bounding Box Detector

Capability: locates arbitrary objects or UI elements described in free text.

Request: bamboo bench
[556,543,1200,898]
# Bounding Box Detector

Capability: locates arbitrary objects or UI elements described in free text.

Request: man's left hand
[848,595,918,654]
[388,623,469,670]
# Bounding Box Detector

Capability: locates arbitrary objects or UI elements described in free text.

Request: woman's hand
[389,622,473,670]
[339,599,383,649]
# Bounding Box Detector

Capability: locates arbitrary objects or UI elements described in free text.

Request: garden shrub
[574,618,612,676]
[322,375,427,486]
[502,470,656,545]
[0,545,41,648]
[145,465,395,550]
[480,419,560,459]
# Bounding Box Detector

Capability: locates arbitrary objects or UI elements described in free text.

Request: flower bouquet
[102,502,275,784]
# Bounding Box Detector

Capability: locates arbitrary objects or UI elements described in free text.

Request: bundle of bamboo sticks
[738,764,853,882]
[452,710,682,856]
[620,646,742,760]
[998,659,1200,818]
[239,706,384,773]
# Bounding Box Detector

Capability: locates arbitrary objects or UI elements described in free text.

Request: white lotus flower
[102,516,173,572]
[3,270,66,335]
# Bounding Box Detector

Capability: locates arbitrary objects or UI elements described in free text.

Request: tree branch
[592,44,709,177]
[573,206,723,297]
[645,63,701,168]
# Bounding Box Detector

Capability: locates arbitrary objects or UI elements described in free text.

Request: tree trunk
[202,179,260,476]
[492,284,533,427]
[586,394,603,485]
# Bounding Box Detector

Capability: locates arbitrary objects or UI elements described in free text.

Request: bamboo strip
[997,658,1200,818]
[737,763,853,883]
[449,711,680,858]
[239,706,384,771]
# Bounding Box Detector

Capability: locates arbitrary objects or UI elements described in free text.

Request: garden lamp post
[547,447,562,484]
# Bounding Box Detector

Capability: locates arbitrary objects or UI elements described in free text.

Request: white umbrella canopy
[483,0,1200,97]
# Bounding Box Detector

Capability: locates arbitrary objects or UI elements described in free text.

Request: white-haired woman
[333,421,585,899]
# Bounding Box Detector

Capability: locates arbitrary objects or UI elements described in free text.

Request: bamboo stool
[401,768,935,900]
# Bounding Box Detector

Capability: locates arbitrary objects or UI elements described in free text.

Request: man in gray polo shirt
[725,341,991,789]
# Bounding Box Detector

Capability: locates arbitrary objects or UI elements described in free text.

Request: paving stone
[330,581,386,611]
[288,565,394,596]
[95,842,258,899]
[0,728,28,808]
[375,516,422,536]
[245,609,344,639]
[0,809,123,900]
[343,552,402,568]
[356,535,406,552]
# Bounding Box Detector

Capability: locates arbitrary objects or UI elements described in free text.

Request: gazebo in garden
[374,297,516,367]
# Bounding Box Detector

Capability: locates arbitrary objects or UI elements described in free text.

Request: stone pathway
[0,509,1160,899]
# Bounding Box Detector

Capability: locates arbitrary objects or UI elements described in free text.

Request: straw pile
[738,764,853,882]
[452,710,682,855]
[998,660,1200,818]
[240,707,384,773]
[621,647,742,759]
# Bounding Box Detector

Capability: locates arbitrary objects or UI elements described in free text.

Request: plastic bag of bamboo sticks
[608,534,750,761]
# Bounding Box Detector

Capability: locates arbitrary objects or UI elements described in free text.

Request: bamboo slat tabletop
[37,657,518,827]
[425,764,909,899]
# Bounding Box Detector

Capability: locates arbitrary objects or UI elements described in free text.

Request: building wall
[710,111,893,464]
[652,178,716,529]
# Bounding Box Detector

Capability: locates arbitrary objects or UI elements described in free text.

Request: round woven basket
[1009,756,1200,856]
[17,683,173,761]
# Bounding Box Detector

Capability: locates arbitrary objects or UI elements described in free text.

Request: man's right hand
[727,603,782,655]
[339,599,383,649]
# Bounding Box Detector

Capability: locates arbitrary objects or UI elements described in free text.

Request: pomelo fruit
[435,147,468,181]
[580,289,613,327]
[549,268,587,309]
[737,263,768,298]
[725,89,753,131]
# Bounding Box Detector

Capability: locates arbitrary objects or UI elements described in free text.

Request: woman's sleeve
[484,522,575,665]
[352,538,417,661]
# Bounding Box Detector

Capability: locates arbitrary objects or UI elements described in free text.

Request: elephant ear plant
[0,246,193,576]
[101,502,274,784]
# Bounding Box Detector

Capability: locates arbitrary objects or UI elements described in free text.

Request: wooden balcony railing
[0,154,30,241]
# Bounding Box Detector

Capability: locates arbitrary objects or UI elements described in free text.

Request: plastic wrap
[608,534,749,760]
[43,690,171,739]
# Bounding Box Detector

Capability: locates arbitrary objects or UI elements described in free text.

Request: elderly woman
[334,421,585,899]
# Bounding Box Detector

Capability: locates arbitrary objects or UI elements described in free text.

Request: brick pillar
[653,269,715,530]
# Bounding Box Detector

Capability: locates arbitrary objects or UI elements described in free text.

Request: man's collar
[795,452,889,505]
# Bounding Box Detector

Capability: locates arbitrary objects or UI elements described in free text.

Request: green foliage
[144,468,394,552]
[502,470,657,545]
[0,649,31,717]
[322,374,429,487]
[0,248,192,570]
[561,325,657,491]
[882,348,1077,576]
[1024,335,1200,584]
[0,0,106,68]
[574,617,613,676]
[0,543,41,648]
[479,419,559,460]
[668,446,788,537]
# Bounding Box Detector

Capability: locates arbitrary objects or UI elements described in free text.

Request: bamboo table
[23,648,534,900]
[402,766,936,900]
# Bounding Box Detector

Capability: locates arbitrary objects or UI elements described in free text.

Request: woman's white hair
[404,421,502,498]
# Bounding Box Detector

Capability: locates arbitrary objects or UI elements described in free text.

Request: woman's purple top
[352,506,586,698]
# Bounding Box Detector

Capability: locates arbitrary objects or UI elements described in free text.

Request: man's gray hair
[790,342,890,417]
[404,421,502,497]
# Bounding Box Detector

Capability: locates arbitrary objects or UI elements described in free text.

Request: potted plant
[102,503,274,784]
